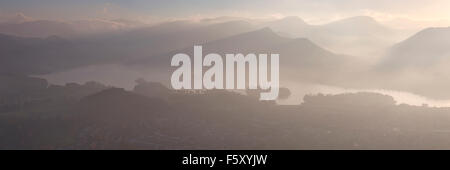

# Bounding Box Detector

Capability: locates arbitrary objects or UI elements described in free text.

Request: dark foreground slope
[1,76,450,149]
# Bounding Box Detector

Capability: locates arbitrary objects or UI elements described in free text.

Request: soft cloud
[0,0,449,27]
[0,12,33,24]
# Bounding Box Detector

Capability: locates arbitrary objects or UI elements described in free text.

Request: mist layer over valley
[22,16,450,107]
[3,11,450,149]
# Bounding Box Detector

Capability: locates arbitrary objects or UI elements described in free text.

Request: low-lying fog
[37,64,450,108]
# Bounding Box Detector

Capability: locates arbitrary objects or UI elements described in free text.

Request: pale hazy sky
[1,0,450,25]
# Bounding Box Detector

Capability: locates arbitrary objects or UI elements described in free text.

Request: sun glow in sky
[1,0,450,28]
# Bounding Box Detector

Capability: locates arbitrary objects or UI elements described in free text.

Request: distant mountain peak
[268,16,309,28]
[380,26,450,72]
[328,16,379,26]
[416,26,450,35]
[257,27,276,34]
[399,26,450,44]
[345,16,377,22]
[230,27,287,41]
[218,27,279,40]
[279,16,306,24]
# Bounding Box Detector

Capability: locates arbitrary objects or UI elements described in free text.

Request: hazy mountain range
[382,27,450,69]
[373,26,450,99]
[1,15,450,101]
[0,13,147,37]
[143,27,357,85]
[0,20,255,74]
[3,14,450,150]
[0,14,412,56]
[262,16,412,57]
